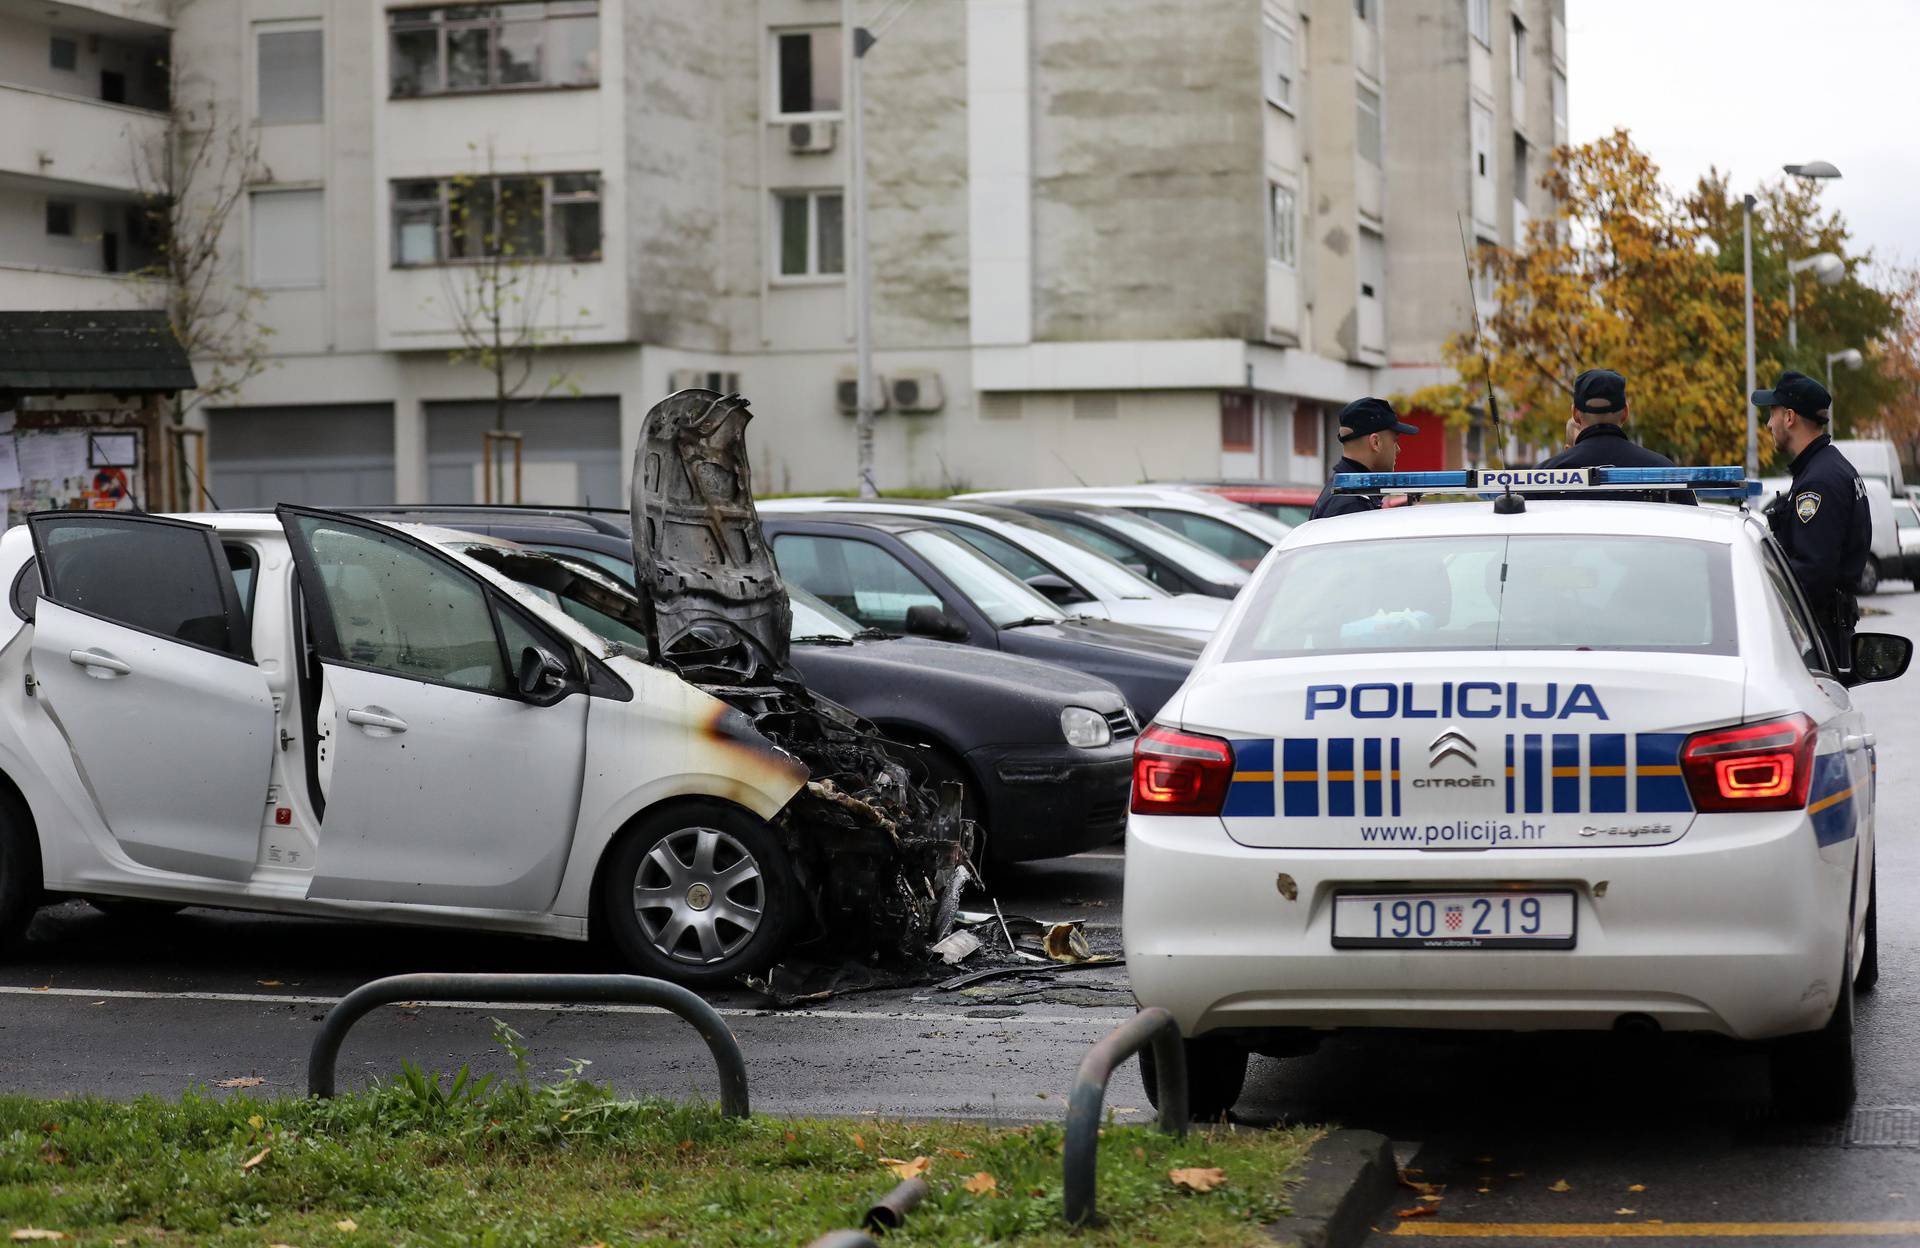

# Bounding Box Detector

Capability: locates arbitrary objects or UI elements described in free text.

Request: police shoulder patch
[1795,491,1822,523]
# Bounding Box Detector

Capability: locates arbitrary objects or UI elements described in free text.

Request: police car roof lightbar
[1331,466,1761,499]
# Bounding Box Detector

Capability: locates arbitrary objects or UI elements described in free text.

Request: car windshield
[457,543,654,651]
[1081,509,1251,586]
[898,528,1065,627]
[991,517,1169,600]
[1251,502,1312,526]
[1134,507,1278,568]
[1223,534,1737,659]
[789,584,862,640]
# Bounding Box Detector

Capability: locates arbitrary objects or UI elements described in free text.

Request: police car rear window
[1223,535,1736,659]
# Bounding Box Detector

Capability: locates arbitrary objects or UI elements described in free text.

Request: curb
[1265,1128,1398,1248]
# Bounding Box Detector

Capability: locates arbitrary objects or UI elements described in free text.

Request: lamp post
[1826,347,1864,434]
[1743,161,1841,478]
[1786,252,1845,352]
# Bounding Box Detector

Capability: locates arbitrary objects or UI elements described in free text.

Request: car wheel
[597,801,795,987]
[1857,562,1880,595]
[1855,865,1879,995]
[1139,1034,1250,1122]
[88,898,188,921]
[1768,951,1855,1122]
[0,801,41,950]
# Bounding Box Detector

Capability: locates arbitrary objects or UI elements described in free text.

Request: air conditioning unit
[889,369,945,415]
[787,121,837,154]
[835,367,890,416]
[668,369,742,395]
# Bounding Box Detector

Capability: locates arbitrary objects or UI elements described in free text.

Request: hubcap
[632,827,764,965]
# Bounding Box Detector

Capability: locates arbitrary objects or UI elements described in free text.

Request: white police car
[1124,467,1910,1121]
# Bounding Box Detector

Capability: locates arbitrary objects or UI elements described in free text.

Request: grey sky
[1566,0,1919,272]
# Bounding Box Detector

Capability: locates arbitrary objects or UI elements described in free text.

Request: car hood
[630,389,791,667]
[792,635,1129,709]
[1096,594,1229,637]
[1016,616,1207,663]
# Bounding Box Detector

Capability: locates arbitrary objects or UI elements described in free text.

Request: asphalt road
[3,590,1919,1245]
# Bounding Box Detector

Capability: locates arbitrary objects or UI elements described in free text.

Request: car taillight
[1131,724,1234,816]
[1680,713,1816,813]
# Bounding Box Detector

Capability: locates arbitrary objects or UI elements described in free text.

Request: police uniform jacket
[1770,433,1871,609]
[1309,457,1381,520]
[1536,424,1697,505]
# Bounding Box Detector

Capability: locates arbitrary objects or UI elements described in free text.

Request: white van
[1756,473,1911,593]
[1832,439,1906,495]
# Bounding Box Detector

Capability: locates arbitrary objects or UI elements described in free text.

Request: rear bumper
[967,743,1132,862]
[1123,811,1853,1042]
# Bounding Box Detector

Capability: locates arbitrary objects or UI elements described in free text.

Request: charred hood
[632,389,792,668]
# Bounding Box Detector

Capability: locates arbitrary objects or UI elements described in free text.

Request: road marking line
[1388,1223,1920,1239]
[0,984,1121,1027]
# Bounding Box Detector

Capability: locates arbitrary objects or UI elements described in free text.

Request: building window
[257,23,324,124]
[1512,132,1529,204]
[1358,227,1384,301]
[1354,0,1373,21]
[1355,83,1382,165]
[1473,237,1498,307]
[1510,15,1526,81]
[1468,0,1491,46]
[1552,69,1568,131]
[774,189,844,279]
[251,189,325,288]
[774,28,842,117]
[389,2,600,99]
[45,202,75,237]
[1292,405,1320,458]
[49,35,77,71]
[1268,183,1297,267]
[1221,394,1255,454]
[1263,21,1295,109]
[390,174,602,266]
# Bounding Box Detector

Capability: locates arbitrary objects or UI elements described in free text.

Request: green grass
[0,1026,1316,1247]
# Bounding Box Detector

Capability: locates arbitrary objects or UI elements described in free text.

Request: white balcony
[0,83,163,195]
[9,0,172,30]
[0,263,154,311]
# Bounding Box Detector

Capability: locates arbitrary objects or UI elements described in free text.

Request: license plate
[1332,890,1576,949]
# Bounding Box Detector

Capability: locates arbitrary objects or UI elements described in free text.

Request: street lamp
[1743,161,1842,478]
[1786,252,1845,352]
[1826,347,1864,433]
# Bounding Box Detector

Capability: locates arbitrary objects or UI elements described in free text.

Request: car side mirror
[517,645,571,702]
[1848,632,1912,686]
[903,603,967,640]
[1025,572,1084,606]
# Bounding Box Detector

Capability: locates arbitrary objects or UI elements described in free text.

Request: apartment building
[2,0,1565,504]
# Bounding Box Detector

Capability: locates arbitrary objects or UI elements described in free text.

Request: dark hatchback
[757,512,1202,719]
[984,497,1251,599]
[356,506,1138,864]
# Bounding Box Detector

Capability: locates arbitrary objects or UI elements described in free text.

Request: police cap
[1751,370,1832,422]
[1337,396,1420,442]
[1572,368,1627,414]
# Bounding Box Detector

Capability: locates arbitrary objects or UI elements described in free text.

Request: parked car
[757,511,1203,718]
[443,535,1137,866]
[1181,482,1321,526]
[959,485,1293,569]
[1896,497,1920,585]
[759,498,1229,639]
[0,392,971,987]
[983,498,1250,599]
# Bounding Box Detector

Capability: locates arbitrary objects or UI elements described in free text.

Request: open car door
[276,507,588,912]
[27,512,273,882]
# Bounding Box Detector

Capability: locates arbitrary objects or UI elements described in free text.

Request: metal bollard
[305,972,749,1116]
[1062,1006,1188,1226]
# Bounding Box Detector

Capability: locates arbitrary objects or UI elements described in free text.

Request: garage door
[425,397,621,507]
[208,405,396,508]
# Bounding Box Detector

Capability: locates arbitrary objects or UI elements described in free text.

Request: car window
[1047,518,1157,578]
[1255,503,1312,526]
[530,543,636,584]
[1134,508,1273,568]
[457,543,653,652]
[225,544,258,622]
[1088,509,1251,586]
[496,605,564,677]
[944,524,1054,582]
[291,517,509,693]
[1224,535,1736,659]
[772,534,946,633]
[30,515,250,659]
[1758,539,1828,673]
[898,528,1064,626]
[1898,506,1920,531]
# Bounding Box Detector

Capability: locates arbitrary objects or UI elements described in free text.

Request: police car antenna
[1457,214,1503,440]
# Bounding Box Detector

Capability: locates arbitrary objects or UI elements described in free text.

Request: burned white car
[0,391,967,985]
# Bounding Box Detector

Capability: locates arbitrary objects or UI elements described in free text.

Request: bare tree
[428,143,591,502]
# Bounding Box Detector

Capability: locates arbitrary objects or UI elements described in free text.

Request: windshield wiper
[1000,616,1062,629]
[792,634,856,646]
[851,628,893,641]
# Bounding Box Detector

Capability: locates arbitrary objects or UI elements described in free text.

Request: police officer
[1308,397,1420,520]
[1756,370,1871,670]
[1537,368,1696,505]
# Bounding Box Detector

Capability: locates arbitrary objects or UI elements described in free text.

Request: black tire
[88,898,188,921]
[1856,864,1879,994]
[1140,1034,1250,1122]
[1858,562,1880,595]
[596,801,796,987]
[1769,951,1855,1122]
[0,799,42,950]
